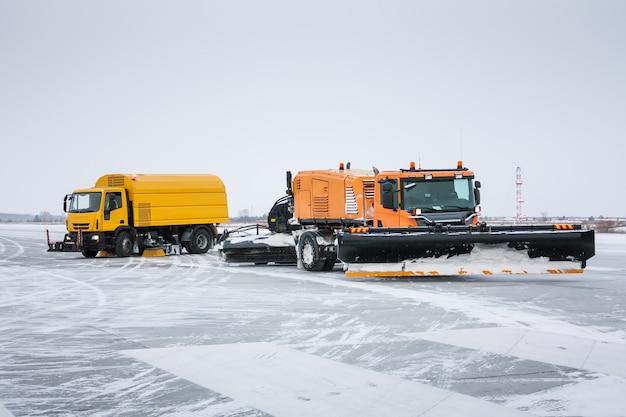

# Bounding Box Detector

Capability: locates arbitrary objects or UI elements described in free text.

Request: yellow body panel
[68,174,228,233]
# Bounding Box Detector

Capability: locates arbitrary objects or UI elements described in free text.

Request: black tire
[299,232,325,271]
[137,235,146,256]
[82,250,98,258]
[322,257,336,271]
[182,242,192,254]
[189,227,213,254]
[115,230,134,257]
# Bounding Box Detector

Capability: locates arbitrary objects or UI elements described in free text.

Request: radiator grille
[312,196,329,216]
[137,203,151,227]
[107,175,126,187]
[345,186,358,214]
[363,180,375,199]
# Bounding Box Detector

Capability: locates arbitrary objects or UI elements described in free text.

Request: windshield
[401,177,475,212]
[68,192,102,213]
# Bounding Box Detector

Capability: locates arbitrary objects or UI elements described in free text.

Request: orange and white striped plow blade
[345,263,584,278]
[343,245,586,277]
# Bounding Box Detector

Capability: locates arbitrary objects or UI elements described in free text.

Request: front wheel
[82,250,98,258]
[115,230,134,257]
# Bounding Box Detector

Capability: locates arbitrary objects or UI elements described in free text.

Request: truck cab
[375,161,482,227]
[64,187,131,257]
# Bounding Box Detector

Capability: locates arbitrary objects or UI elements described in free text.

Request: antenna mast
[515,167,525,220]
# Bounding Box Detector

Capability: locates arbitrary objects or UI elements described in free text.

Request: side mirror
[474,181,481,205]
[63,194,71,213]
[286,170,293,195]
[381,183,396,209]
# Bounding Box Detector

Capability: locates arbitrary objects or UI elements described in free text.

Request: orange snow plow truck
[47,174,229,257]
[220,162,595,277]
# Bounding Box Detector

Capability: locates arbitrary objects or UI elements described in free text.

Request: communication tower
[515,167,525,220]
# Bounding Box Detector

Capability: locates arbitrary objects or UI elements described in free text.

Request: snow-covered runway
[1,224,625,416]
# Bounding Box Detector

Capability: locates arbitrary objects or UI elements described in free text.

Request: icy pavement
[1,224,625,416]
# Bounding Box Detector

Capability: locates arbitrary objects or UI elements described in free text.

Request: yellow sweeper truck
[47,174,228,257]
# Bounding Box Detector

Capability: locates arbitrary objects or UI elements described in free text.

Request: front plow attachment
[46,229,82,252]
[338,224,595,277]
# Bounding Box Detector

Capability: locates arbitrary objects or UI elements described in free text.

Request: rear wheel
[299,232,325,271]
[115,230,134,257]
[189,227,213,254]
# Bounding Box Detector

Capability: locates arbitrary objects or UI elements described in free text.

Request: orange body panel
[374,166,480,227]
[292,168,375,222]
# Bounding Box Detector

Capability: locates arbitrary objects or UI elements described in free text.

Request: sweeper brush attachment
[218,225,298,265]
[338,224,595,277]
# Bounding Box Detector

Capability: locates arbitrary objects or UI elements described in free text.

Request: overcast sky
[1,0,624,219]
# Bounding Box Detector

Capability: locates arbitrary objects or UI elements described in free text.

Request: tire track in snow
[213,264,626,344]
[22,268,108,319]
[0,236,25,262]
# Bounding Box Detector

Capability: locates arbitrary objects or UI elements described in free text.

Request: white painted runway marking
[406,327,626,377]
[125,342,531,417]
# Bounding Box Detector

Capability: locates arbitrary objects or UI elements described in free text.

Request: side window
[105,192,122,211]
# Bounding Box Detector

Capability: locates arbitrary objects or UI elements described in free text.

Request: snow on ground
[1,224,625,416]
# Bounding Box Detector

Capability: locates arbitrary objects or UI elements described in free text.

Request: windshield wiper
[440,205,472,211]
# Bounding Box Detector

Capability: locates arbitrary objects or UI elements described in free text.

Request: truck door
[103,191,127,231]
[376,178,401,226]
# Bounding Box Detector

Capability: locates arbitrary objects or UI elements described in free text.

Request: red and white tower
[515,167,525,220]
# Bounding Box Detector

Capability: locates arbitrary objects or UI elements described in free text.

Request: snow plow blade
[46,229,82,252]
[218,226,297,264]
[338,224,595,277]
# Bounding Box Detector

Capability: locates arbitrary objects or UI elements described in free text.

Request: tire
[322,257,336,271]
[299,232,325,271]
[137,237,145,256]
[82,250,98,258]
[189,227,213,254]
[115,230,134,257]
[182,242,192,254]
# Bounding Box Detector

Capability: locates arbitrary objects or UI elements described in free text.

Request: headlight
[91,235,100,242]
